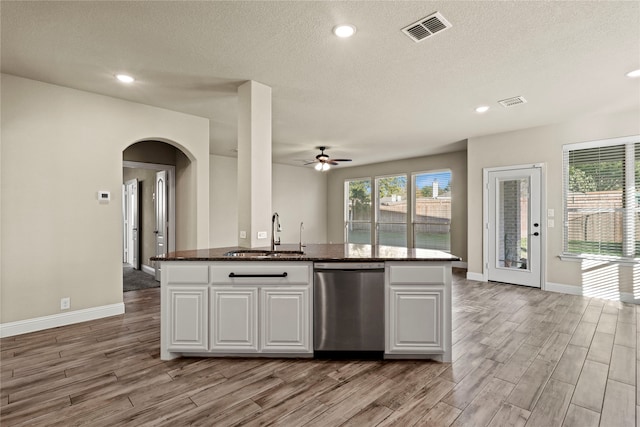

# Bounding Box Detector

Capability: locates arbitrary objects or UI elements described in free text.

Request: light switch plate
[98,191,110,203]
[257,231,267,239]
[548,209,554,217]
[239,230,246,239]
[548,219,555,228]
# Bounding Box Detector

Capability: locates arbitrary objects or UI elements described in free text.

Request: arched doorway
[121,140,194,292]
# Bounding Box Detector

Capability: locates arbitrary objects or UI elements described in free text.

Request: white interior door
[486,166,542,287]
[124,178,140,269]
[123,184,128,263]
[155,170,168,281]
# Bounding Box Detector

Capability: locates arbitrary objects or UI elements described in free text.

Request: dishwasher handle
[229,272,288,278]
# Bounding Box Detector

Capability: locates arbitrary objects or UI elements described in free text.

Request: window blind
[563,137,638,258]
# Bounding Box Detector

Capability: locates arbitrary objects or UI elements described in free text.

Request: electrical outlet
[240,230,247,239]
[257,231,267,239]
[60,297,70,310]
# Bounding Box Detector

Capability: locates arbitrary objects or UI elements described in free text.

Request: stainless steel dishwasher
[314,262,385,353]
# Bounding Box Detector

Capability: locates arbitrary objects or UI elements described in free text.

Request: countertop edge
[151,244,461,262]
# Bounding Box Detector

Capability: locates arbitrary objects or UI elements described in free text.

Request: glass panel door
[498,178,530,270]
[413,170,452,251]
[376,175,407,247]
[487,167,541,288]
[345,179,372,244]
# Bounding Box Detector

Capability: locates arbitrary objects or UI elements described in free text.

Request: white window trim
[412,169,453,252]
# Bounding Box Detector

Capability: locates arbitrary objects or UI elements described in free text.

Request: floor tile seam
[504,355,560,414]
[569,359,610,416]
[8,370,119,404]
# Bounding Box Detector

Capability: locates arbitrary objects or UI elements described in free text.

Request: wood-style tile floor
[1,272,638,426]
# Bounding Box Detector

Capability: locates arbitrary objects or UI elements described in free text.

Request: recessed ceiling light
[475,105,490,113]
[333,24,356,38]
[115,74,135,84]
[626,69,640,78]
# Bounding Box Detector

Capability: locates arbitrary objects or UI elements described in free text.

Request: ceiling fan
[304,146,352,171]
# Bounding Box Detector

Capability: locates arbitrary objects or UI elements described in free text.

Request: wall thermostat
[98,191,110,202]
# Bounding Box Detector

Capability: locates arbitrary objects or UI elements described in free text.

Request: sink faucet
[271,212,281,251]
[299,222,305,252]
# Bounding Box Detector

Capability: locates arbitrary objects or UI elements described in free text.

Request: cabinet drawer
[165,264,209,284]
[388,264,445,284]
[211,262,311,285]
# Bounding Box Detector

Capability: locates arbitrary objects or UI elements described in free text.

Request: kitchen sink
[224,249,305,258]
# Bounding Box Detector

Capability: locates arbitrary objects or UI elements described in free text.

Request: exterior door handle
[532,232,540,236]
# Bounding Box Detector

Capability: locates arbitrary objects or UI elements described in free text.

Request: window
[413,170,452,251]
[344,170,454,249]
[345,178,371,244]
[376,175,407,246]
[563,136,639,259]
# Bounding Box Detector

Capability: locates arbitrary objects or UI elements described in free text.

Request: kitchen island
[152,243,459,362]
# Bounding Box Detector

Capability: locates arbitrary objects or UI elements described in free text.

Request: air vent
[402,12,452,43]
[498,96,528,108]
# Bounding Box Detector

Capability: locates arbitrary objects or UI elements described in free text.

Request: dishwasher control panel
[314,262,385,270]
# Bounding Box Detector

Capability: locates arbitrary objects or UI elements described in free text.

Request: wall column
[237,80,272,248]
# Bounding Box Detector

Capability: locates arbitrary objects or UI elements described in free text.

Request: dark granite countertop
[151,243,461,262]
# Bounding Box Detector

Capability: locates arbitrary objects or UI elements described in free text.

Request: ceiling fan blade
[328,161,339,165]
[303,161,318,165]
[332,158,352,162]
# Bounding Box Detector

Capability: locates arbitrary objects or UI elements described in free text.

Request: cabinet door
[261,287,311,353]
[388,285,443,354]
[210,287,258,352]
[167,286,208,352]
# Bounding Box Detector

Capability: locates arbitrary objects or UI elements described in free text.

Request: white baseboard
[546,282,583,296]
[621,293,640,304]
[141,264,155,276]
[466,272,485,282]
[547,281,640,304]
[452,261,468,269]
[0,302,125,338]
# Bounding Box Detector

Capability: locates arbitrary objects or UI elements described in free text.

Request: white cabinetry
[162,261,313,360]
[162,263,211,359]
[261,287,310,352]
[385,262,451,362]
[210,287,258,352]
[167,286,208,352]
[209,262,312,355]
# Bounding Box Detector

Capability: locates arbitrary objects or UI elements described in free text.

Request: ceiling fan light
[322,163,331,171]
[115,74,135,84]
[626,69,640,78]
[315,163,323,171]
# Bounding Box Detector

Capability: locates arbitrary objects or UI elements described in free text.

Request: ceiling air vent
[498,96,528,108]
[402,12,452,43]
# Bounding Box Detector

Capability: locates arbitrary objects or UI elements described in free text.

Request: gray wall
[209,155,328,247]
[468,108,640,293]
[1,74,209,324]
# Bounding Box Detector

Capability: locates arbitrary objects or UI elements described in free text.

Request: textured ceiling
[2,1,639,168]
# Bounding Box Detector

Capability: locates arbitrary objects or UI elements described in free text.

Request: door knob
[533,223,539,227]
[532,232,539,236]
